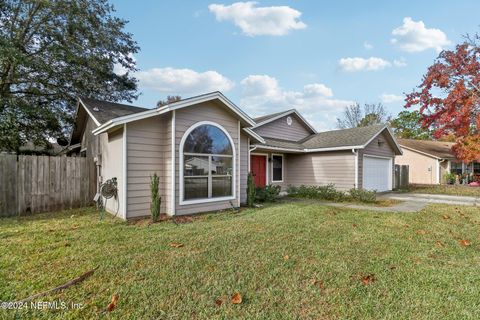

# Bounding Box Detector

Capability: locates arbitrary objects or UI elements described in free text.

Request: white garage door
[363,156,392,192]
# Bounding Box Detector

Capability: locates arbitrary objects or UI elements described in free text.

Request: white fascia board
[243,128,265,144]
[166,92,255,126]
[92,108,159,135]
[251,145,304,153]
[252,109,317,133]
[252,144,364,153]
[305,145,364,152]
[92,92,256,135]
[78,98,101,127]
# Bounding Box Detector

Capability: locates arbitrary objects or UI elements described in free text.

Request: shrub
[317,184,346,201]
[246,172,256,207]
[349,188,377,203]
[444,171,456,184]
[150,173,161,222]
[256,185,281,202]
[287,184,346,201]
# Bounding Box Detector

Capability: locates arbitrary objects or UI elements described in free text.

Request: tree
[390,110,432,139]
[336,103,390,129]
[405,38,480,161]
[157,95,182,107]
[0,0,139,152]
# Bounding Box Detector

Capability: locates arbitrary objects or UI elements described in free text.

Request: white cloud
[393,57,407,67]
[363,41,373,50]
[240,75,354,131]
[338,57,391,72]
[380,93,404,104]
[391,17,451,52]
[208,2,306,36]
[303,83,333,97]
[136,67,234,95]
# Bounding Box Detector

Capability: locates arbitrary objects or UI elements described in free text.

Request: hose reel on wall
[96,177,119,219]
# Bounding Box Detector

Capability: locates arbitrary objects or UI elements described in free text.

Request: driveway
[379,192,480,207]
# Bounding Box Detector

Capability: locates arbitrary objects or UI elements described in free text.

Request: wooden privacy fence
[0,155,96,217]
[394,164,409,190]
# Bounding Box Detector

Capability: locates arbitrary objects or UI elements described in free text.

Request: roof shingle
[80,97,148,125]
[398,139,455,159]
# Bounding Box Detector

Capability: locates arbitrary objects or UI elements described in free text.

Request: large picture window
[181,123,234,202]
[272,154,283,182]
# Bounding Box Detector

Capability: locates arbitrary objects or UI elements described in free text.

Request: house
[70,91,402,219]
[395,138,480,184]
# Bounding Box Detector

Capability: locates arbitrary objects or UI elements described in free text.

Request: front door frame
[251,152,269,187]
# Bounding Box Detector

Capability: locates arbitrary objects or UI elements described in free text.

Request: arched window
[180,122,235,203]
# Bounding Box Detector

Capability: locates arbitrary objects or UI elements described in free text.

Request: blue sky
[112,0,480,130]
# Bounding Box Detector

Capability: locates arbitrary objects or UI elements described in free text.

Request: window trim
[179,121,236,205]
[271,153,284,183]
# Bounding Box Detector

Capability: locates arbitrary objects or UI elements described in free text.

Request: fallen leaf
[435,241,445,248]
[215,299,223,306]
[442,214,450,220]
[416,229,427,235]
[231,293,242,304]
[361,274,375,286]
[352,224,358,228]
[459,239,471,247]
[107,294,119,312]
[169,242,184,248]
[310,279,325,289]
[283,255,289,260]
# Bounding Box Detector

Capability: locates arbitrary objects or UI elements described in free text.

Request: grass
[406,184,480,197]
[1,202,480,319]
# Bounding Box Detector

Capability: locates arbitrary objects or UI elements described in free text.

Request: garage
[363,156,392,192]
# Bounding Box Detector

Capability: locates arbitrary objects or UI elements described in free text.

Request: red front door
[250,155,267,187]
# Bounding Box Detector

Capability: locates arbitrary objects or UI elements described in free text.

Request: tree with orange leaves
[405,39,480,162]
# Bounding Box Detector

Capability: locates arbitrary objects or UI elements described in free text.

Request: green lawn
[1,202,480,319]
[407,184,480,197]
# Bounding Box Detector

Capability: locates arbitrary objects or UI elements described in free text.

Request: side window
[272,155,283,182]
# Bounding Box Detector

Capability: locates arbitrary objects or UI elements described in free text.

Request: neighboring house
[395,138,480,184]
[70,91,402,219]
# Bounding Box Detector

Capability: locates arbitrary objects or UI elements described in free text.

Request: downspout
[352,149,358,189]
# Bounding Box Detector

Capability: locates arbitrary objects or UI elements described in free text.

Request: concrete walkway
[379,192,480,207]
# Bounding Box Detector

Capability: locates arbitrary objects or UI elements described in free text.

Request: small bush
[349,188,377,203]
[150,173,161,222]
[288,184,346,201]
[444,171,456,185]
[256,185,281,202]
[246,172,256,207]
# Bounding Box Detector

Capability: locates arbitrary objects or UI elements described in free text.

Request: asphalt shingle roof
[257,124,390,150]
[398,138,455,159]
[301,124,386,149]
[80,97,148,125]
[261,138,305,150]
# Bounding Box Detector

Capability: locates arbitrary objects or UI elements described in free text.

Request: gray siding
[100,128,125,218]
[126,114,170,218]
[240,134,248,203]
[174,101,244,215]
[80,117,100,158]
[358,130,396,189]
[286,151,356,191]
[253,114,312,141]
